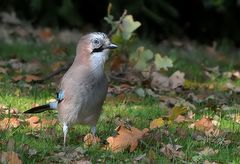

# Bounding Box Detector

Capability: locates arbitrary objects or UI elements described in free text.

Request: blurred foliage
[105,7,172,73]
[1,0,240,43]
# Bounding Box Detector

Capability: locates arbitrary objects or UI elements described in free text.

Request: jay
[24,32,117,146]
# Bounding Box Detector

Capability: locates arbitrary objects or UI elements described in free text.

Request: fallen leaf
[4,108,19,115]
[134,88,146,97]
[174,115,186,123]
[232,71,240,80]
[195,117,214,131]
[24,60,42,74]
[28,149,37,156]
[0,151,22,164]
[134,153,146,161]
[167,105,188,121]
[107,125,148,152]
[12,75,23,82]
[83,133,101,147]
[25,117,57,129]
[38,27,53,42]
[204,66,220,80]
[25,116,40,128]
[51,61,66,72]
[203,160,219,164]
[233,114,240,124]
[150,117,165,129]
[7,138,15,151]
[159,95,179,108]
[175,127,188,139]
[160,144,185,159]
[0,118,20,130]
[25,75,41,83]
[151,72,170,92]
[0,67,8,74]
[110,55,127,74]
[198,147,219,156]
[41,118,58,127]
[45,146,87,163]
[169,71,185,89]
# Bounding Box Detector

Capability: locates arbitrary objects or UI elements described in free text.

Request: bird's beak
[105,43,118,49]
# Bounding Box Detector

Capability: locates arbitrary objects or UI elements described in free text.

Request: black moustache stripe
[92,46,104,53]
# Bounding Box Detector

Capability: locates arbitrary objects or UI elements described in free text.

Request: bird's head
[76,32,117,70]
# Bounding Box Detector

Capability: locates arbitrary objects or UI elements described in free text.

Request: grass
[0,40,240,163]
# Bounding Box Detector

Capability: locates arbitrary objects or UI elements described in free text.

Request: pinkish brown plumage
[24,32,117,146]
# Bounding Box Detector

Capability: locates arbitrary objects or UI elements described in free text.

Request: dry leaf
[175,127,187,139]
[195,117,214,131]
[25,116,40,128]
[233,114,240,124]
[198,147,219,156]
[203,160,219,164]
[25,75,41,83]
[232,71,240,80]
[169,71,185,89]
[0,67,8,74]
[160,144,185,159]
[174,115,186,123]
[150,117,164,129]
[107,125,148,152]
[38,27,53,42]
[24,60,42,74]
[0,151,22,164]
[151,72,170,92]
[0,118,20,130]
[83,133,101,147]
[159,95,179,108]
[51,61,66,72]
[12,75,23,82]
[25,116,39,124]
[25,116,57,129]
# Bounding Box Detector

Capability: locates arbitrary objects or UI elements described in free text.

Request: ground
[0,36,240,163]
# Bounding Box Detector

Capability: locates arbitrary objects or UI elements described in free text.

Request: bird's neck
[89,51,108,77]
[72,51,107,78]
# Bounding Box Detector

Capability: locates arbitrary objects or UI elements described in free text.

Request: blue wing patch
[57,90,64,102]
[49,101,58,109]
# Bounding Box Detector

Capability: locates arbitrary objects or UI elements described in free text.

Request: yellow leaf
[150,117,165,129]
[168,105,187,121]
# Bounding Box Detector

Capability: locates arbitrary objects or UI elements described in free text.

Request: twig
[107,10,127,37]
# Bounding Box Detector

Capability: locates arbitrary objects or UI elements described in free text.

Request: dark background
[1,0,240,45]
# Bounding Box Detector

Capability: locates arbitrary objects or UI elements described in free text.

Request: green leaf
[111,30,124,44]
[154,53,173,70]
[121,15,141,40]
[132,47,154,71]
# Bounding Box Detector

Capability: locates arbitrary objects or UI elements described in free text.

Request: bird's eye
[93,39,100,45]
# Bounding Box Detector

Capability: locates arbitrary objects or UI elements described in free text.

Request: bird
[24,32,117,146]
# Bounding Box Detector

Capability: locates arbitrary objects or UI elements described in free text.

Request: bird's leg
[63,123,68,147]
[91,126,97,143]
[91,126,96,136]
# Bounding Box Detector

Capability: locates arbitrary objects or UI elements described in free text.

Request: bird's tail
[24,101,57,113]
